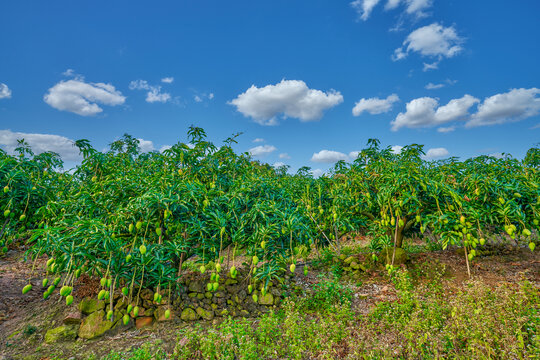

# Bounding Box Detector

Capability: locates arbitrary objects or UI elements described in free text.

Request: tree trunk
[393,216,414,249]
[394,228,404,248]
[387,223,406,248]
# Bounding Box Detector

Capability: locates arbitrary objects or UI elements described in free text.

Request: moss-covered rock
[135,316,153,329]
[188,281,204,293]
[78,310,113,339]
[114,298,128,310]
[44,325,78,343]
[181,308,199,321]
[111,310,125,328]
[63,312,82,325]
[140,289,154,301]
[196,307,214,320]
[129,306,145,318]
[379,247,408,265]
[259,293,274,305]
[154,306,172,321]
[78,298,105,315]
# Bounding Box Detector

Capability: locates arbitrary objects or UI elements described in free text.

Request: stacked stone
[336,254,368,280]
[178,272,283,321]
[44,268,288,341]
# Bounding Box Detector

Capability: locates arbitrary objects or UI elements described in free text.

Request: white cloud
[384,0,433,17]
[391,95,479,131]
[146,88,171,103]
[44,79,125,116]
[437,126,455,133]
[273,162,286,168]
[62,69,76,77]
[423,147,449,160]
[129,80,171,103]
[311,169,325,178]
[393,23,464,62]
[351,0,382,21]
[249,144,277,157]
[356,0,432,20]
[423,61,439,71]
[311,150,348,163]
[403,0,432,16]
[137,138,155,153]
[425,82,445,90]
[161,77,174,84]
[391,88,540,130]
[0,130,80,161]
[193,92,214,103]
[61,69,84,80]
[488,152,504,159]
[159,145,172,152]
[466,88,540,128]
[279,153,291,159]
[352,94,399,116]
[385,0,401,9]
[0,83,12,99]
[436,95,480,123]
[391,145,404,154]
[229,79,343,125]
[349,151,360,159]
[136,140,172,153]
[253,138,265,143]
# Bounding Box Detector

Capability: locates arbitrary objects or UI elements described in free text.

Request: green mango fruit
[290,263,296,273]
[22,284,32,294]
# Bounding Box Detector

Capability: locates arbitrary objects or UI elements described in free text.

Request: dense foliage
[0,127,538,308]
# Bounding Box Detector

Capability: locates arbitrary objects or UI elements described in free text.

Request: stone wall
[46,268,291,341]
[175,270,285,321]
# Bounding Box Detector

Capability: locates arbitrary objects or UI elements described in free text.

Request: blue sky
[1,0,539,173]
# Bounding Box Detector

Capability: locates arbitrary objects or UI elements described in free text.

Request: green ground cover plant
[77,269,539,359]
